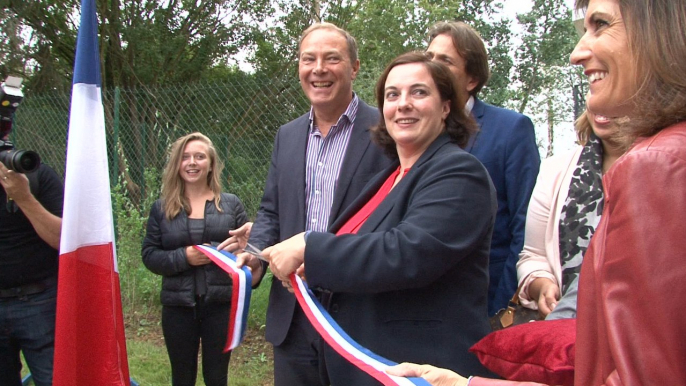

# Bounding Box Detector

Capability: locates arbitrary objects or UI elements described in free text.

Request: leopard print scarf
[558,133,605,297]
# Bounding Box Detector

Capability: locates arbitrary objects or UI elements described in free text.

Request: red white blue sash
[194,245,251,352]
[196,245,430,384]
[290,274,431,386]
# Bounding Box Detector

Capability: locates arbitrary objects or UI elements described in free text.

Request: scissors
[242,242,268,263]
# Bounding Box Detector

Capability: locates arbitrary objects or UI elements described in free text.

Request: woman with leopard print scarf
[515,109,623,319]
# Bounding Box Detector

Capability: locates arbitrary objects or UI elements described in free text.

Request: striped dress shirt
[304,95,359,232]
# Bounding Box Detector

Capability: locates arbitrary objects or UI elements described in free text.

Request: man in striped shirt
[220,22,391,385]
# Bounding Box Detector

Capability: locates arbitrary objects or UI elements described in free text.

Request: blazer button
[330,304,339,313]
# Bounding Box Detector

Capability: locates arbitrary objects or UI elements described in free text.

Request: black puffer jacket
[142,193,248,306]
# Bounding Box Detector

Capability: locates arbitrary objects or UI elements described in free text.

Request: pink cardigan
[516,146,583,309]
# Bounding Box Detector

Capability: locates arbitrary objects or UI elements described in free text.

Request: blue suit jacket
[306,134,497,383]
[469,98,540,315]
[249,99,392,346]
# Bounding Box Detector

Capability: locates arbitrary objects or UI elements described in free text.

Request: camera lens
[0,149,41,173]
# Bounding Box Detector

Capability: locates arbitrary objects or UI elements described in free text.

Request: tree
[510,0,580,154]
[0,9,27,78]
[4,0,271,90]
[249,0,514,105]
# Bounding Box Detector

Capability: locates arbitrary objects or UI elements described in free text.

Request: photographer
[0,129,63,386]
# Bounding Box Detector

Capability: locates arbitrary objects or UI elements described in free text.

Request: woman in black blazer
[142,132,248,386]
[265,52,497,385]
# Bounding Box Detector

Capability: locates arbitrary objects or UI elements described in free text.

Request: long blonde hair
[161,132,224,220]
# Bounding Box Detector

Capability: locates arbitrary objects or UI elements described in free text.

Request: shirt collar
[464,95,475,114]
[308,93,359,133]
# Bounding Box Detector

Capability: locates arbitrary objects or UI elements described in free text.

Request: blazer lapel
[361,134,452,232]
[471,97,486,122]
[329,161,397,233]
[335,135,453,233]
[329,102,377,221]
[467,98,486,151]
[290,115,310,229]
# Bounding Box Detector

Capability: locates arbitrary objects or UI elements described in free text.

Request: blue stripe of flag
[73,0,101,86]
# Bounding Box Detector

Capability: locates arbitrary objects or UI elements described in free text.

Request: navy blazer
[305,134,497,383]
[469,98,540,315]
[249,99,392,346]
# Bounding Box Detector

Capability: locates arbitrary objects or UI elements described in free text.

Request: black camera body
[0,76,41,173]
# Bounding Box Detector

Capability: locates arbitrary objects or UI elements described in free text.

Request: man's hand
[217,222,253,253]
[0,164,62,249]
[386,363,469,386]
[262,232,306,283]
[0,165,31,202]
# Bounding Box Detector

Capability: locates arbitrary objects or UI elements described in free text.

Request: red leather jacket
[574,121,686,385]
[471,122,686,386]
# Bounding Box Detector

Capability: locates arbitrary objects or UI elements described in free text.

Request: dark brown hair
[371,52,478,158]
[428,21,490,97]
[576,0,686,145]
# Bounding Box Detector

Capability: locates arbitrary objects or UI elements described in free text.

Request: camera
[0,140,41,173]
[1,76,41,173]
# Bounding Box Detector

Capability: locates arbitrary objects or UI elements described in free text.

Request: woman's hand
[236,251,264,287]
[528,277,560,316]
[185,246,211,266]
[386,363,469,386]
[262,232,306,283]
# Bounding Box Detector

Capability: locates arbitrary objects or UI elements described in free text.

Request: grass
[20,276,275,386]
[125,278,274,386]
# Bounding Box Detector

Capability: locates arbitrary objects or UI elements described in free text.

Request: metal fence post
[112,87,120,186]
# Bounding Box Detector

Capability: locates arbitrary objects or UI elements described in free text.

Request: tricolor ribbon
[194,245,252,351]
[196,245,431,384]
[290,274,431,386]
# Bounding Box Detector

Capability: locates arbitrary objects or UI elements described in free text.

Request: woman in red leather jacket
[387,0,686,384]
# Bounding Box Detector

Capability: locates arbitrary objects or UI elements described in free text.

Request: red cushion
[470,319,576,386]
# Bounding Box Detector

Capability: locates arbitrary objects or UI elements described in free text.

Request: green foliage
[251,0,515,107]
[113,167,162,315]
[10,90,70,178]
[247,273,272,329]
[5,0,272,90]
[226,155,271,220]
[6,0,583,155]
[513,0,579,113]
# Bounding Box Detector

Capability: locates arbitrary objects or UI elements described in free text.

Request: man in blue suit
[221,22,391,385]
[427,21,541,315]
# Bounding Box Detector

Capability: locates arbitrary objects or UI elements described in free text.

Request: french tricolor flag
[53,0,131,384]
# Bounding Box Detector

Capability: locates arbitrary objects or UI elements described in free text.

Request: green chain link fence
[12,75,381,218]
[10,78,326,219]
[9,76,380,317]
